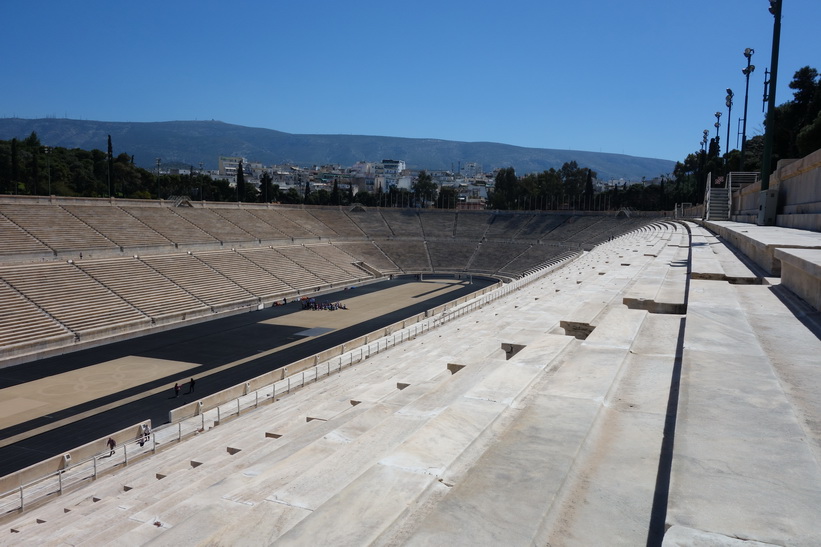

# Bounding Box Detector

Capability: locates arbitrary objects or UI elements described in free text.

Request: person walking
[174,382,181,398]
[187,377,196,394]
[107,437,116,456]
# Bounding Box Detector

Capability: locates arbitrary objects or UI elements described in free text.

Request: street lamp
[714,112,722,156]
[740,48,755,171]
[725,89,734,168]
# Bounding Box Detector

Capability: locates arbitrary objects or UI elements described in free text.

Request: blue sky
[1,0,819,163]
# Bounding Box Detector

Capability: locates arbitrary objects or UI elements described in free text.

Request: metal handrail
[0,433,156,515]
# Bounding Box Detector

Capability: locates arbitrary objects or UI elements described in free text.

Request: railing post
[255,391,259,408]
[272,384,276,402]
[178,422,182,440]
[237,398,241,416]
[153,432,157,453]
[19,486,23,512]
[124,444,128,466]
[58,469,63,494]
[216,407,220,425]
[93,455,97,479]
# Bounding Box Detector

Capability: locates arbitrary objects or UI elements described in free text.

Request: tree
[331,178,340,205]
[29,146,40,195]
[259,172,274,203]
[584,169,594,209]
[437,186,458,209]
[490,167,517,209]
[560,161,587,198]
[107,135,113,197]
[11,138,19,194]
[797,111,821,156]
[236,160,245,202]
[412,170,437,207]
[789,66,821,126]
[769,66,821,161]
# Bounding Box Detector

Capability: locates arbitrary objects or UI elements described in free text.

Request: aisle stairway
[706,185,729,221]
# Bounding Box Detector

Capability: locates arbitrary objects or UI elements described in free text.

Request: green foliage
[0,137,257,202]
[236,160,245,202]
[487,163,602,211]
[670,65,821,205]
[437,186,458,209]
[259,172,275,203]
[412,170,438,207]
[797,111,821,156]
[331,178,340,206]
[489,167,518,209]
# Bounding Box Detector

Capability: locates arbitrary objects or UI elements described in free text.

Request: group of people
[105,379,196,458]
[106,423,152,456]
[138,423,151,447]
[174,377,196,397]
[300,297,348,311]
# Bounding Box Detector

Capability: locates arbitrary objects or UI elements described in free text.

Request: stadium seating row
[0,200,658,363]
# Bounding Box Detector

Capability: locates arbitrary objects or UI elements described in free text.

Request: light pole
[714,111,722,156]
[43,146,52,195]
[761,0,782,192]
[740,48,755,171]
[700,130,709,200]
[725,89,734,168]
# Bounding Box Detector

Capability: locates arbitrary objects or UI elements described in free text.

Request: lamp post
[700,129,709,200]
[761,0,782,192]
[714,111,722,156]
[725,89,734,168]
[740,48,755,171]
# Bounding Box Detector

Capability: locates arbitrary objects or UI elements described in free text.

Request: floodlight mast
[760,0,782,192]
[740,48,755,172]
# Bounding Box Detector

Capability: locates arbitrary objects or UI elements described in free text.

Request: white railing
[0,434,157,516]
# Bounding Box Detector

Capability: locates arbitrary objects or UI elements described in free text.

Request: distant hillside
[0,118,675,180]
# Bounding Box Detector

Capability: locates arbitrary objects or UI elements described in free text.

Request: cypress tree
[107,135,113,197]
[236,160,244,202]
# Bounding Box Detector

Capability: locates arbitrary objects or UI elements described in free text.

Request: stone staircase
[706,185,729,221]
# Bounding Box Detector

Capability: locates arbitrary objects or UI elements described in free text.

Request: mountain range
[0,118,675,181]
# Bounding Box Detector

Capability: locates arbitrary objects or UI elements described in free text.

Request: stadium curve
[0,197,819,546]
